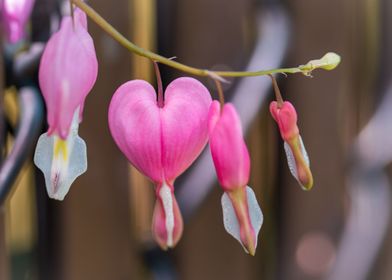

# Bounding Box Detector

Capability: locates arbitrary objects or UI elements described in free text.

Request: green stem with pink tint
[71,0,341,81]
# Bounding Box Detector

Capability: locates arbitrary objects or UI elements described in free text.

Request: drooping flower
[1,0,35,43]
[208,101,263,256]
[108,77,212,249]
[270,101,313,190]
[34,9,98,200]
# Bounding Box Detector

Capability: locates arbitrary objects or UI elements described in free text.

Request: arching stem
[214,79,225,109]
[70,0,321,79]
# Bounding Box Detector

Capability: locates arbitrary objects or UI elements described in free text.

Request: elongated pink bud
[270,101,313,190]
[208,101,250,191]
[269,101,299,141]
[39,8,98,139]
[209,101,263,255]
[2,0,35,43]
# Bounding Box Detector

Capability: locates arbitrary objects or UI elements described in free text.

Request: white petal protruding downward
[34,110,87,200]
[221,186,263,252]
[159,182,175,247]
[284,136,310,183]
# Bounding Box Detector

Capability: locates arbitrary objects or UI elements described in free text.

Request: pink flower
[270,101,313,190]
[39,8,98,139]
[108,77,212,249]
[208,101,263,256]
[34,9,98,200]
[2,0,35,43]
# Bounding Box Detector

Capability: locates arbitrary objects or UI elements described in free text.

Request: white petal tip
[34,132,87,200]
[284,136,310,186]
[221,186,263,252]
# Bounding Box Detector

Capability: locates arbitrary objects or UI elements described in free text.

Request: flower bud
[209,101,263,255]
[270,101,313,190]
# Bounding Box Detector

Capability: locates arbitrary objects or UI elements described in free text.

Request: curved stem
[213,79,225,109]
[269,74,284,107]
[153,62,164,107]
[71,0,304,78]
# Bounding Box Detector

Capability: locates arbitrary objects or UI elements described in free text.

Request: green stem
[71,0,302,78]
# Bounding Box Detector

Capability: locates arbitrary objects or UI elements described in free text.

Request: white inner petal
[284,136,310,184]
[221,186,263,253]
[34,108,87,200]
[159,182,174,247]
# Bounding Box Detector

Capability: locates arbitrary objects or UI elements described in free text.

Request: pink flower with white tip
[1,0,35,43]
[108,77,212,249]
[270,101,313,190]
[208,101,263,256]
[34,9,98,200]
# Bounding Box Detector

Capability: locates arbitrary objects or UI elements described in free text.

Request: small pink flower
[108,77,212,249]
[208,101,263,255]
[2,0,35,43]
[270,101,313,190]
[34,9,98,200]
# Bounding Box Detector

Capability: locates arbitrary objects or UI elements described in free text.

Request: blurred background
[0,0,390,279]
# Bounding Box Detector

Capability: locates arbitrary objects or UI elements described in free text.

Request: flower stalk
[71,0,340,80]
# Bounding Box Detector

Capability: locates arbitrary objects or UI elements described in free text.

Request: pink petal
[2,0,35,43]
[161,77,212,181]
[269,101,299,141]
[108,80,163,182]
[209,101,250,191]
[108,77,212,183]
[39,8,98,139]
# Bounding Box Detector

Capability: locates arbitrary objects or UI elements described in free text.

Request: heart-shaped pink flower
[108,77,212,249]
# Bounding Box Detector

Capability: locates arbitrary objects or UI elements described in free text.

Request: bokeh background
[1,0,390,279]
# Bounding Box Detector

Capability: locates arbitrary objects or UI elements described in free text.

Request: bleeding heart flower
[108,77,212,249]
[270,101,313,190]
[34,9,98,200]
[208,101,263,256]
[1,0,35,43]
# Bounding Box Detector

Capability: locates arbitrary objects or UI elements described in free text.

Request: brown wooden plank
[57,0,142,279]
[0,209,9,280]
[278,0,362,279]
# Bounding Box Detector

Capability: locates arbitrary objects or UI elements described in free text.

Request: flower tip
[319,52,341,70]
[221,186,263,255]
[299,174,314,191]
[152,183,183,249]
[34,131,87,201]
[299,52,341,76]
[284,137,314,191]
